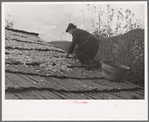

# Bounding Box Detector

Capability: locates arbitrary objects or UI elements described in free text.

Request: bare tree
[5,14,14,29]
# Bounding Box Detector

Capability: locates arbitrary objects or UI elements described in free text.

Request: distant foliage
[82,4,144,37]
[49,41,71,52]
[5,14,14,29]
[94,29,144,87]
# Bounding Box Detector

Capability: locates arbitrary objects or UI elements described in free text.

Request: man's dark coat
[68,28,99,65]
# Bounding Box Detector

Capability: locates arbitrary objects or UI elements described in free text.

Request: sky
[3,2,146,42]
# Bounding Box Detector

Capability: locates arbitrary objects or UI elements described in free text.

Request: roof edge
[5,27,39,36]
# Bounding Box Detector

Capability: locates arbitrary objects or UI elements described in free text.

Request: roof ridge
[5,27,39,36]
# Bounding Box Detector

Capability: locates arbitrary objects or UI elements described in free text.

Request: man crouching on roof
[65,23,100,70]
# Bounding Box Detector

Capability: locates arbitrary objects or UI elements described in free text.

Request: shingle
[5,92,20,99]
[13,91,33,100]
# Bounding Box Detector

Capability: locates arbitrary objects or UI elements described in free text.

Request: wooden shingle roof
[5,28,144,99]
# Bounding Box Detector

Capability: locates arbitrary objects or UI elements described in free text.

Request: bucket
[101,61,130,82]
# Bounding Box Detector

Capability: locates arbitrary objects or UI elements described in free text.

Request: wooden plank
[6,73,35,88]
[92,78,139,90]
[45,77,112,92]
[7,64,63,90]
[48,69,106,91]
[50,78,77,91]
[60,78,97,91]
[49,78,73,91]
[16,74,46,88]
[100,92,121,99]
[50,78,88,91]
[135,90,144,96]
[60,92,85,99]
[80,80,104,91]
[83,92,99,99]
[90,92,106,99]
[127,91,144,99]
[112,91,132,99]
[89,91,121,99]
[17,74,46,88]
[15,70,64,90]
[118,82,138,89]
[72,79,97,91]
[17,73,60,89]
[24,90,45,99]
[59,91,91,99]
[5,83,8,89]
[81,79,113,91]
[49,68,100,91]
[63,93,78,99]
[92,79,135,90]
[92,79,124,90]
[5,92,20,99]
[90,79,115,91]
[42,78,65,90]
[124,81,143,89]
[47,91,64,99]
[82,92,96,99]
[86,92,104,99]
[48,70,110,91]
[34,90,56,99]
[53,76,88,91]
[93,92,116,99]
[94,80,121,90]
[72,93,91,99]
[13,91,32,99]
[45,77,69,90]
[52,91,70,99]
[6,74,22,88]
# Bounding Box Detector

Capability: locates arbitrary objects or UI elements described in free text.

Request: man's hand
[72,54,77,59]
[65,53,69,58]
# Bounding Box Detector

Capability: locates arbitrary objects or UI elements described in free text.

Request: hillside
[49,41,71,52]
[95,29,144,86]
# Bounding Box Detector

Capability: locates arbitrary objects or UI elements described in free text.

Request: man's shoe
[93,60,101,69]
[85,61,97,70]
[85,60,101,70]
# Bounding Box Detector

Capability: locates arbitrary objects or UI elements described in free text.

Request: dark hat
[66,23,77,32]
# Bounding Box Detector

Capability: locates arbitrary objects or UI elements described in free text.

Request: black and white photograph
[2,1,148,121]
